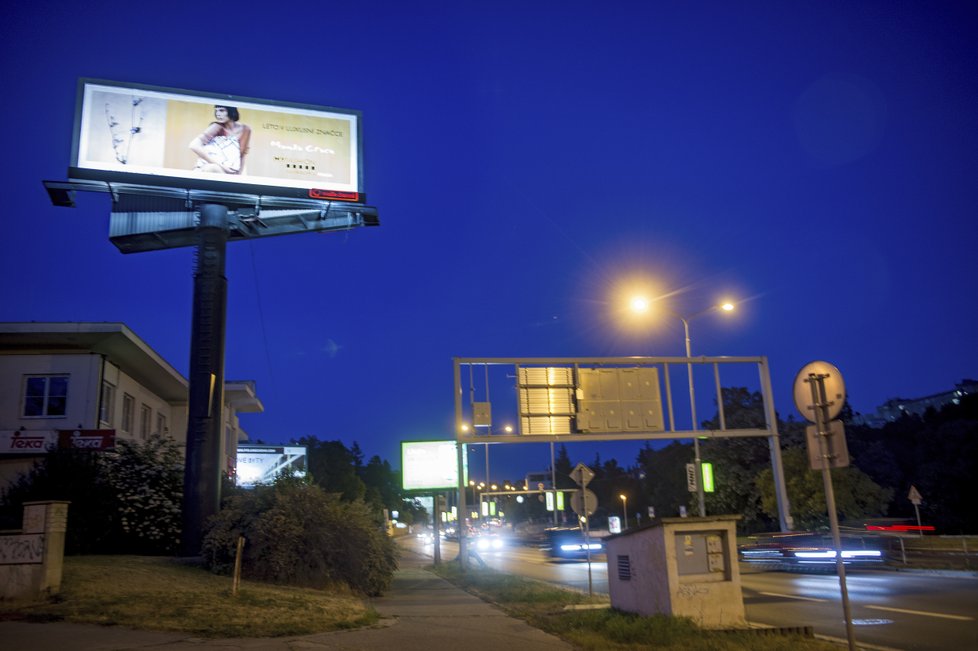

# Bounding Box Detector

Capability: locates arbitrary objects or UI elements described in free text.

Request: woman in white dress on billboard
[190,105,251,174]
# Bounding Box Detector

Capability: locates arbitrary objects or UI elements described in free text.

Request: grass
[0,555,378,637]
[432,563,840,651]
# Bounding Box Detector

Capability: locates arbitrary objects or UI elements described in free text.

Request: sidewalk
[0,544,572,651]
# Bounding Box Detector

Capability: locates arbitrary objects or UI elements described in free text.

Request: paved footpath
[0,545,572,651]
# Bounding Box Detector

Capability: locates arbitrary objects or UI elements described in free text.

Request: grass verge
[0,555,378,637]
[431,562,839,651]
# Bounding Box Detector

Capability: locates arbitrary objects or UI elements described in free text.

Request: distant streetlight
[619,494,628,528]
[629,296,736,517]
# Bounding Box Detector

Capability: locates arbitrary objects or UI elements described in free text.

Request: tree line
[525,387,977,534]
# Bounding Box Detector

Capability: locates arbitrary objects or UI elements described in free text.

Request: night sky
[2,2,976,482]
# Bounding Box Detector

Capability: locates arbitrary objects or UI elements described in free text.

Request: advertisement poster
[234,445,307,488]
[73,80,361,197]
[401,440,467,491]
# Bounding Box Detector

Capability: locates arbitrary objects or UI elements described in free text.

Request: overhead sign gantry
[452,356,794,566]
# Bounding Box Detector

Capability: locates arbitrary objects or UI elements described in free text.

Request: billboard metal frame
[42,179,379,253]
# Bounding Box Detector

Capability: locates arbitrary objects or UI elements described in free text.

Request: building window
[99,381,116,426]
[23,375,69,417]
[140,404,152,440]
[156,412,167,436]
[121,394,135,433]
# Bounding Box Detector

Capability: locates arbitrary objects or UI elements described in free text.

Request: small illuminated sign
[401,440,466,491]
[702,463,715,493]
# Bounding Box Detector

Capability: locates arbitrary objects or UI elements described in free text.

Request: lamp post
[630,298,735,518]
[681,303,733,517]
[619,494,628,529]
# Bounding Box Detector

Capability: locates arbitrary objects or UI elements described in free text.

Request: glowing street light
[619,494,628,529]
[628,296,736,518]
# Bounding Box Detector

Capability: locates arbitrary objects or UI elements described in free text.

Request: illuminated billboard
[70,79,364,202]
[235,445,307,488]
[401,440,467,491]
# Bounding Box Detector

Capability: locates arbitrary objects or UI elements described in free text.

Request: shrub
[202,478,397,596]
[105,433,184,553]
[0,433,183,554]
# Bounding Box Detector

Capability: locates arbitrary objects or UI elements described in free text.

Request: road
[412,536,978,651]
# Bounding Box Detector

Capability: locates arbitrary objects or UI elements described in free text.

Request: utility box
[604,516,745,628]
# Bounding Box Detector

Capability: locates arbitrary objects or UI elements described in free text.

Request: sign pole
[432,494,442,565]
[809,373,857,651]
[583,490,593,597]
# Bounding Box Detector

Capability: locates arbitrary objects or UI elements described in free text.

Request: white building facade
[0,322,261,490]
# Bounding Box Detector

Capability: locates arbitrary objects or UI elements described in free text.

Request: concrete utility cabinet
[604,515,745,628]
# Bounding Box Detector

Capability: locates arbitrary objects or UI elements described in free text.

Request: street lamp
[619,494,628,529]
[630,297,736,518]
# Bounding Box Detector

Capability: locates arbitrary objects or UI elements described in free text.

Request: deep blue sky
[2,2,976,482]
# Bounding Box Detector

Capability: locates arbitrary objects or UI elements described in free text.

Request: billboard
[401,440,467,491]
[234,445,307,488]
[71,79,364,202]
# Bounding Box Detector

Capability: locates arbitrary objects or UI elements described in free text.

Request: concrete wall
[0,501,69,600]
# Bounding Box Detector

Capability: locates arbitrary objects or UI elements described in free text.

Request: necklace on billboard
[104,96,145,164]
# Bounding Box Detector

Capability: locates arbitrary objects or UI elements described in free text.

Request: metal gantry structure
[452,355,794,566]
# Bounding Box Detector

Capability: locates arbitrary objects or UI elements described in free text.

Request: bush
[201,478,397,596]
[105,433,183,553]
[0,448,117,553]
[0,434,184,554]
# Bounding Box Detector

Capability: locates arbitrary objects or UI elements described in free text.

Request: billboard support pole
[181,203,229,555]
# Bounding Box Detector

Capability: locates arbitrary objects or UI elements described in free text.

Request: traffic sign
[570,488,598,516]
[570,462,595,487]
[793,361,846,423]
[908,485,922,506]
[805,420,850,470]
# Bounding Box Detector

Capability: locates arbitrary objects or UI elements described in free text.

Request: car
[474,532,507,552]
[738,531,883,571]
[545,527,603,560]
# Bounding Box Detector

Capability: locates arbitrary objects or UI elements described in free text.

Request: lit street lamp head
[629,296,651,314]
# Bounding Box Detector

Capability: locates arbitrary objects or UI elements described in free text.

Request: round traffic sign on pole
[793,360,846,423]
[570,489,598,517]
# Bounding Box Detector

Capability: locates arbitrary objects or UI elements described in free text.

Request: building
[854,379,977,427]
[0,322,261,489]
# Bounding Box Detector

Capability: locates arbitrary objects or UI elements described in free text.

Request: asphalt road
[415,536,978,651]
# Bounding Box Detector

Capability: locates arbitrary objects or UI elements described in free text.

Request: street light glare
[720,302,735,312]
[630,296,650,313]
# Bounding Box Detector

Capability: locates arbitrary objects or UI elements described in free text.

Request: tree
[360,455,400,513]
[636,441,696,519]
[697,387,779,532]
[294,436,366,501]
[757,447,893,530]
